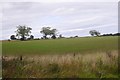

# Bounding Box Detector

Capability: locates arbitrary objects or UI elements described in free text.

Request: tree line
[89,30,120,37]
[10,25,120,41]
[10,25,59,41]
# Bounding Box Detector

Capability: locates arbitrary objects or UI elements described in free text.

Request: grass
[2,36,118,55]
[2,36,119,78]
[2,50,118,78]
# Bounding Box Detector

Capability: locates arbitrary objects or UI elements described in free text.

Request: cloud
[52,7,76,15]
[60,23,117,33]
[0,0,118,2]
[71,16,102,24]
[1,2,118,40]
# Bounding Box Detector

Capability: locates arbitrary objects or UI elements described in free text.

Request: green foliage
[89,30,100,36]
[40,27,57,38]
[15,25,32,40]
[10,35,16,40]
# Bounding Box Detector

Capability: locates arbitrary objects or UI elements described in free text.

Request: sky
[0,0,118,40]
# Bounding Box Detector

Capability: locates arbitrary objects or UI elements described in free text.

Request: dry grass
[19,50,118,65]
[2,50,118,78]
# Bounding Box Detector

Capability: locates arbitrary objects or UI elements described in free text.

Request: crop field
[2,36,119,78]
[2,36,118,55]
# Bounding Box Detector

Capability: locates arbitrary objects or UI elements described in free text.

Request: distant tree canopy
[15,25,32,40]
[40,27,57,39]
[10,25,119,41]
[101,33,120,36]
[51,34,56,39]
[30,35,34,39]
[59,34,63,38]
[10,35,16,40]
[27,35,34,40]
[89,30,100,36]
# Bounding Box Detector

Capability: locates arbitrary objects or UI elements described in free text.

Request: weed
[2,50,118,78]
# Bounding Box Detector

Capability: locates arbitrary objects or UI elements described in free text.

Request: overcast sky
[0,1,118,40]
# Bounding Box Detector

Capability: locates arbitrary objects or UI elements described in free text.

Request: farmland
[2,36,119,78]
[2,36,118,55]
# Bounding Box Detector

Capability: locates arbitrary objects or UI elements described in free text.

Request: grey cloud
[1,2,118,40]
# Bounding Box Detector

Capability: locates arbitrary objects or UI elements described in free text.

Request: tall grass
[2,50,118,78]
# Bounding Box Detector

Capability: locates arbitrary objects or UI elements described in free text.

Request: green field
[2,36,118,55]
[2,36,119,78]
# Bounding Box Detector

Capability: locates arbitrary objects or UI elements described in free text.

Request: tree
[30,35,34,39]
[74,36,78,38]
[51,34,56,39]
[27,35,34,40]
[10,35,16,40]
[59,34,62,38]
[15,25,32,40]
[89,30,100,36]
[50,29,57,35]
[40,27,57,39]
